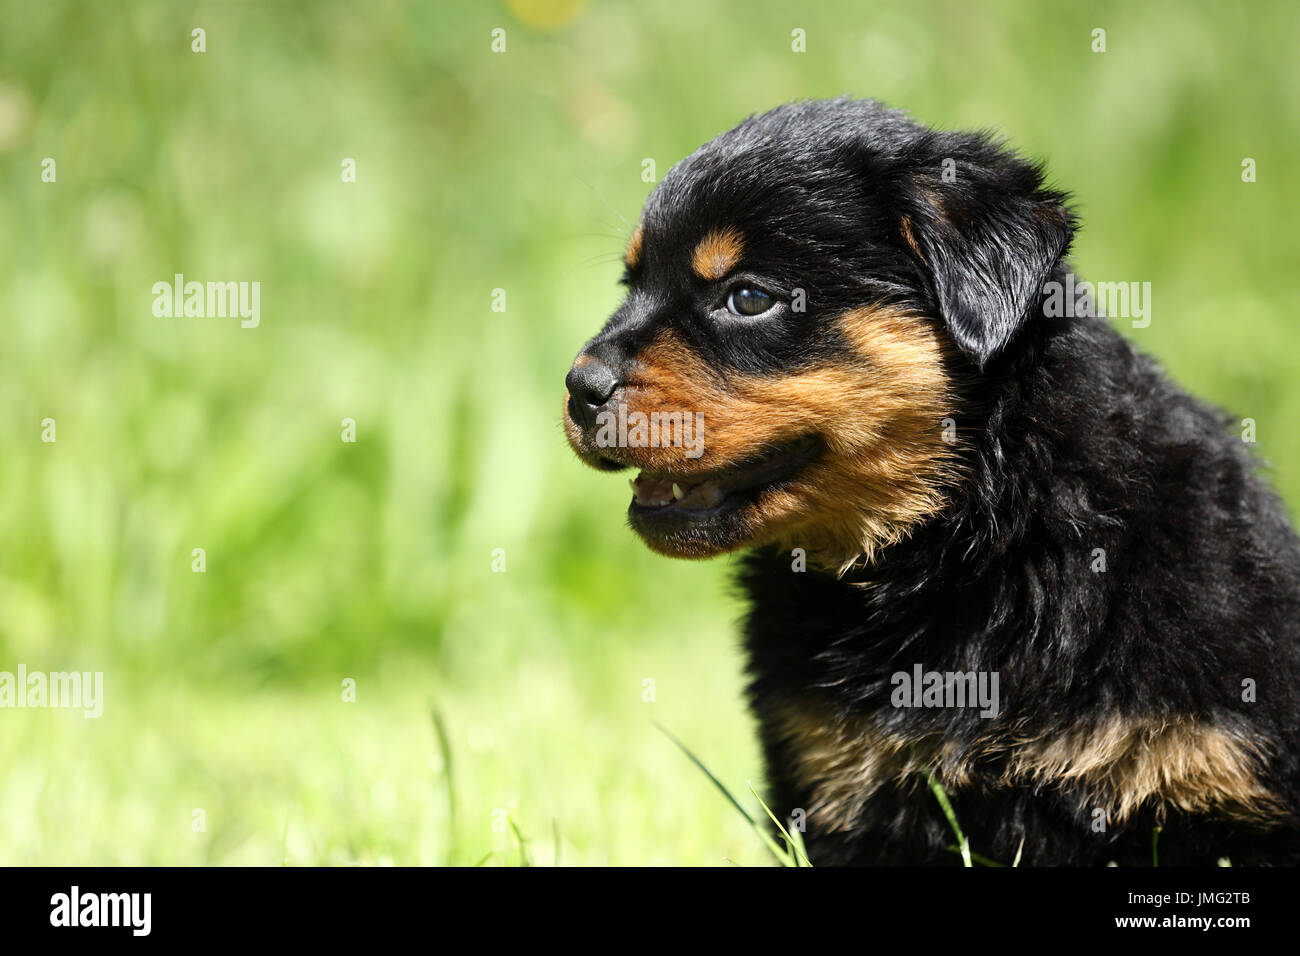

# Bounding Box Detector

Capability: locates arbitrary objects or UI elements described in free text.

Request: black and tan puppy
[563,98,1300,865]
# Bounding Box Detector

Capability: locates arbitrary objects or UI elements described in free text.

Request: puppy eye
[725,286,776,317]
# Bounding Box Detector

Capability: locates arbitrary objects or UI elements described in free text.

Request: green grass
[0,648,772,865]
[657,722,811,866]
[1,0,1298,864]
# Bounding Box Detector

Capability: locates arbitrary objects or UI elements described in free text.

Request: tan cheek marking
[624,307,963,565]
[625,223,644,269]
[691,227,744,280]
[775,703,1286,834]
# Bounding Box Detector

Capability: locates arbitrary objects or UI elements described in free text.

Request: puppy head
[564,98,1074,566]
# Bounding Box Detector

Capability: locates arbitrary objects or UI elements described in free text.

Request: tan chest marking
[777,705,1284,833]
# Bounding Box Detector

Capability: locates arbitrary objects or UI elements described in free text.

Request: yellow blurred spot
[0,82,31,152]
[507,0,588,31]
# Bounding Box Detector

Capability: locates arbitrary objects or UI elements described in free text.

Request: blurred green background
[0,0,1297,865]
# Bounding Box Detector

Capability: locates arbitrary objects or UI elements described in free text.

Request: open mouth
[628,435,821,519]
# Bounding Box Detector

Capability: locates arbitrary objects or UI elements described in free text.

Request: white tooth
[672,482,684,500]
[629,479,637,494]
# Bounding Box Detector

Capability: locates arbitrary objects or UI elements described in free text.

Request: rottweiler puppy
[563,97,1300,865]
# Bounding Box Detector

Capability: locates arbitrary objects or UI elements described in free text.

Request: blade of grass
[948,846,1004,866]
[430,704,457,863]
[747,781,812,867]
[788,815,811,868]
[927,770,972,867]
[655,723,754,823]
[655,722,793,866]
[508,817,531,867]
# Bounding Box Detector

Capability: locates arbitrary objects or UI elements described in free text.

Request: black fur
[743,306,1300,864]
[569,98,1300,864]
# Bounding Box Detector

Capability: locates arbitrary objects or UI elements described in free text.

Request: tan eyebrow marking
[691,227,745,280]
[625,222,644,269]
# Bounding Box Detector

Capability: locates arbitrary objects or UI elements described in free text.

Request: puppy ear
[898,142,1075,368]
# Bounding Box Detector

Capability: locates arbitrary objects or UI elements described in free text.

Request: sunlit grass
[0,645,767,866]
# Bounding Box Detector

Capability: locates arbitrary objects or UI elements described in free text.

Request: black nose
[566,358,618,428]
